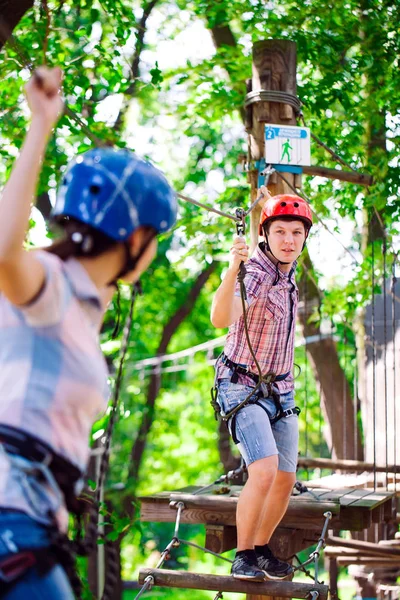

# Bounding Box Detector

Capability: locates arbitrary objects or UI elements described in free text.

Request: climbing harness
[0,282,142,600]
[211,199,301,435]
[0,425,87,517]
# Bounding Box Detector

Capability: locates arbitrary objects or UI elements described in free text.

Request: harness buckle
[263,372,276,385]
[0,552,36,583]
[210,386,221,421]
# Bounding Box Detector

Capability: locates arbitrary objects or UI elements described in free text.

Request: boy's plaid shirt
[216,244,298,394]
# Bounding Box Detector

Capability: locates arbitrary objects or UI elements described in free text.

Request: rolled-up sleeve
[20,252,67,327]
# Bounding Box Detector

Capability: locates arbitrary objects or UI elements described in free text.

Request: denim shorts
[0,510,74,599]
[217,379,299,472]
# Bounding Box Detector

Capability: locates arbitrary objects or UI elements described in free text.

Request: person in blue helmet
[0,67,176,598]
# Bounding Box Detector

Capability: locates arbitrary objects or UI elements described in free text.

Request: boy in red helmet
[211,186,313,582]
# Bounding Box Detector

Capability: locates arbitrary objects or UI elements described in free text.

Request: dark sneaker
[256,546,293,580]
[231,554,266,581]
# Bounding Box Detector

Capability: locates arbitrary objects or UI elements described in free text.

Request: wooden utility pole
[245,38,299,600]
[245,39,362,463]
[245,39,298,252]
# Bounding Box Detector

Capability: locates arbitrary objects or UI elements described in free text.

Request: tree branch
[125,261,217,492]
[114,0,159,130]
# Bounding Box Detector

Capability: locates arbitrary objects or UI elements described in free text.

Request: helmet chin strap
[110,233,155,285]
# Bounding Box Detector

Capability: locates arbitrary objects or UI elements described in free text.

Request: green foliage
[1,0,399,593]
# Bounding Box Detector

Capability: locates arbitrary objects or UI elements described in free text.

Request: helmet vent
[294,202,299,207]
[90,184,101,194]
[280,202,287,207]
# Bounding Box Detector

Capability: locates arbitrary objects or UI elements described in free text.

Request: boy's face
[267,219,307,263]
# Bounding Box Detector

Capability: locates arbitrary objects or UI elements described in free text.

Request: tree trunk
[298,252,363,460]
[114,0,160,130]
[126,262,217,488]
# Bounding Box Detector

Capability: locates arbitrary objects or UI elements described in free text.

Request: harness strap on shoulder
[0,424,89,517]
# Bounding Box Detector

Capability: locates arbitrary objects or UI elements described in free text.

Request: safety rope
[343,328,348,460]
[178,539,233,564]
[192,462,247,496]
[304,274,309,461]
[87,283,141,600]
[383,238,389,489]
[273,170,361,265]
[371,240,377,491]
[133,498,332,598]
[218,237,278,422]
[353,341,358,458]
[134,501,185,599]
[391,254,398,492]
[0,21,378,277]
[1,17,397,595]
[245,89,302,114]
[54,283,141,600]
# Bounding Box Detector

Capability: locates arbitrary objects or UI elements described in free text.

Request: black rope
[304,273,309,460]
[343,328,348,460]
[245,89,302,114]
[318,307,324,458]
[383,238,389,489]
[273,171,361,265]
[353,338,358,461]
[391,255,397,492]
[81,283,140,599]
[371,241,377,491]
[300,114,357,172]
[329,317,335,460]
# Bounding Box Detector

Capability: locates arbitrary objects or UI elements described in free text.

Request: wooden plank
[141,499,340,530]
[349,491,395,509]
[316,488,359,502]
[337,558,400,567]
[326,536,400,556]
[325,546,400,558]
[141,494,340,531]
[298,456,398,473]
[138,568,329,599]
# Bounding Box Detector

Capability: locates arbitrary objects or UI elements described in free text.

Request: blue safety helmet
[52,148,177,240]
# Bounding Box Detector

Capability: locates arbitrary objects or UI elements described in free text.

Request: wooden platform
[140,484,395,535]
[138,568,329,599]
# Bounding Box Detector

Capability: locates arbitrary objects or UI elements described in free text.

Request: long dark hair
[45,217,120,261]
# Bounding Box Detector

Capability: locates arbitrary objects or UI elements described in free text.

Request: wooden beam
[337,558,400,567]
[325,546,400,558]
[326,536,400,557]
[205,525,237,554]
[205,524,322,555]
[247,39,298,252]
[138,568,329,599]
[298,456,400,473]
[141,494,340,531]
[302,165,373,186]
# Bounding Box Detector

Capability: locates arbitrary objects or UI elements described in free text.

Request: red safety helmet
[259,194,313,236]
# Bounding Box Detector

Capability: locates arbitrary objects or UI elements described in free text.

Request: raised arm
[0,67,64,306]
[210,235,249,328]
